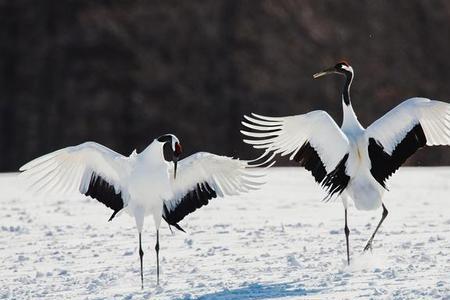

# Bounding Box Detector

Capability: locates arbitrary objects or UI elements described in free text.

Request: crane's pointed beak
[173,157,178,180]
[313,67,336,79]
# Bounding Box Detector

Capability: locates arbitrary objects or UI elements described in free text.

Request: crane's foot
[363,240,373,252]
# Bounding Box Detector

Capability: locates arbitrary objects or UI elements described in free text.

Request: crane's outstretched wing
[241,111,350,200]
[163,152,263,230]
[19,142,131,221]
[366,97,450,188]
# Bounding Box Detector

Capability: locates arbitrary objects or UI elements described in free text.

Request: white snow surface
[1,167,449,299]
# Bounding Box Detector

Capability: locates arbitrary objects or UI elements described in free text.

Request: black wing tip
[172,223,186,233]
[84,173,124,217]
[297,142,350,199]
[108,209,121,222]
[163,182,217,225]
[163,215,186,233]
[368,123,426,188]
[295,142,328,184]
[320,154,350,200]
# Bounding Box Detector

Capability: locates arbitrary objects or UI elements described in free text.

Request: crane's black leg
[364,204,388,251]
[155,229,160,286]
[344,209,350,265]
[139,233,144,290]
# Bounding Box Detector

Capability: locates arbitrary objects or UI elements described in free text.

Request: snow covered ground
[1,167,449,299]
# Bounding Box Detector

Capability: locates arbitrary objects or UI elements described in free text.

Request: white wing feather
[19,141,131,196]
[366,98,450,153]
[164,152,263,211]
[241,111,349,173]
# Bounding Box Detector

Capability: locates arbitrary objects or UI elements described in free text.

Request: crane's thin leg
[155,229,160,286]
[344,209,350,265]
[364,204,388,251]
[139,233,144,290]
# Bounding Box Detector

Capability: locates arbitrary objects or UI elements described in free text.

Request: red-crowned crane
[241,62,450,265]
[19,134,264,288]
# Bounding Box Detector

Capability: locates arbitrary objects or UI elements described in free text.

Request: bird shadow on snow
[190,283,320,300]
[190,253,387,300]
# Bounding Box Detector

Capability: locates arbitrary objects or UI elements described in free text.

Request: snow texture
[0,168,449,299]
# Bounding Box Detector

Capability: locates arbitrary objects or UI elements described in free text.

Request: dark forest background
[0,0,449,171]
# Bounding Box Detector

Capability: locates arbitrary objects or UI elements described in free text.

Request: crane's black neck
[342,71,353,106]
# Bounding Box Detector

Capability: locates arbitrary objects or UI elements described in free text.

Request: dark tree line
[0,0,449,171]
